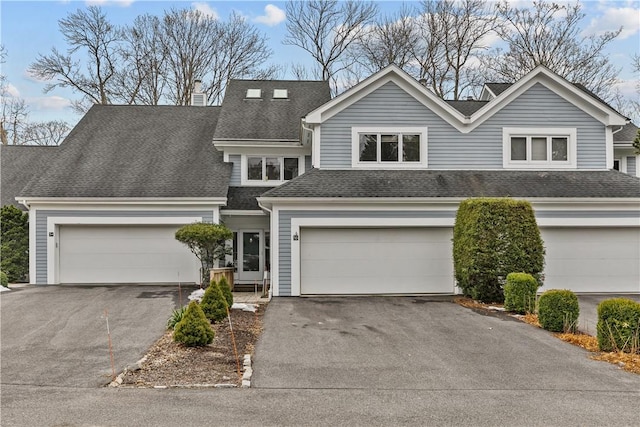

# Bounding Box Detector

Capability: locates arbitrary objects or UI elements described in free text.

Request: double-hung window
[352,127,427,168]
[503,128,576,169]
[245,156,301,184]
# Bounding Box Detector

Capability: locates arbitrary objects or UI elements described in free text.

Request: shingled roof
[1,145,58,209]
[614,122,638,143]
[213,80,331,142]
[223,186,269,210]
[261,169,640,199]
[19,105,231,199]
[445,100,489,116]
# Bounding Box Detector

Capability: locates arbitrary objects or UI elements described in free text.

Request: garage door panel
[300,228,454,295]
[59,225,199,284]
[541,228,640,293]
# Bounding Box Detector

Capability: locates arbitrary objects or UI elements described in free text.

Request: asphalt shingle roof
[19,105,231,198]
[1,145,58,209]
[614,122,638,142]
[261,169,640,199]
[484,83,513,96]
[445,100,489,116]
[213,80,331,141]
[223,186,270,210]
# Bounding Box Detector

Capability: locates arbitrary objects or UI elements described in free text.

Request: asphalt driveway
[1,284,184,388]
[252,296,640,392]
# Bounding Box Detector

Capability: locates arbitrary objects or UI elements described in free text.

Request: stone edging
[108,354,253,389]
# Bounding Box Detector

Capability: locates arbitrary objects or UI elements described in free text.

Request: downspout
[301,119,315,168]
[257,199,273,299]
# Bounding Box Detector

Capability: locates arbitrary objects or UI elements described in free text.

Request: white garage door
[300,228,454,295]
[540,227,640,293]
[59,225,199,284]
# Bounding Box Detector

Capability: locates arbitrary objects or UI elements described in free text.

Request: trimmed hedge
[1,271,8,288]
[453,198,545,303]
[538,289,579,333]
[218,276,233,308]
[201,279,228,323]
[504,272,538,314]
[597,298,640,353]
[173,301,215,347]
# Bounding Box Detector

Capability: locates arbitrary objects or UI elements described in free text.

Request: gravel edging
[109,354,253,389]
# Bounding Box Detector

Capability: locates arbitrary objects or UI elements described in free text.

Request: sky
[1,0,639,128]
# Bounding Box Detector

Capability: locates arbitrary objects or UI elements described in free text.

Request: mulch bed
[121,305,265,387]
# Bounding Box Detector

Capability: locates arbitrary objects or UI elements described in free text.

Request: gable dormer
[214,79,330,186]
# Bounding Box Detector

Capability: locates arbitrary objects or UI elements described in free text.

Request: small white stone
[242,380,251,388]
[222,375,231,381]
[154,385,167,389]
[242,368,253,380]
[214,383,237,388]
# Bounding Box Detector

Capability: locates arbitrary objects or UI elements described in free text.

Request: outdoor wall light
[293,232,299,241]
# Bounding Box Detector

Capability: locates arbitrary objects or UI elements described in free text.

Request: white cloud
[85,0,135,6]
[3,83,21,98]
[192,2,219,19]
[28,96,73,111]
[613,79,638,99]
[584,7,640,40]
[253,4,286,27]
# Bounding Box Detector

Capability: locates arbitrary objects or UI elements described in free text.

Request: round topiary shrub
[0,271,8,288]
[217,276,233,308]
[173,301,215,347]
[504,272,539,314]
[597,298,640,353]
[538,289,579,333]
[201,280,228,323]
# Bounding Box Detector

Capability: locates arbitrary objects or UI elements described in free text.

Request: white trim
[618,157,626,173]
[351,126,428,168]
[606,127,614,169]
[46,216,202,285]
[313,126,321,168]
[502,127,577,169]
[221,210,266,216]
[536,217,640,227]
[289,217,454,296]
[271,207,280,296]
[240,154,305,186]
[29,208,37,284]
[304,65,627,133]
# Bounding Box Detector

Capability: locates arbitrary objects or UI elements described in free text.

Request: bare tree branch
[284,0,378,92]
[481,0,621,100]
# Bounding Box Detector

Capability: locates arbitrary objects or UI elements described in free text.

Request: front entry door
[238,230,262,282]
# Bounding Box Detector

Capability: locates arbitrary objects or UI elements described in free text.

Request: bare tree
[115,14,168,105]
[413,0,498,100]
[349,5,419,78]
[20,121,71,146]
[482,0,621,100]
[28,6,121,113]
[1,45,29,145]
[284,0,378,91]
[207,11,276,104]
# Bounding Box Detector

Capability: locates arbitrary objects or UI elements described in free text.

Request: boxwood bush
[538,289,579,333]
[218,276,233,308]
[173,301,215,347]
[201,279,228,323]
[453,198,545,303]
[597,298,640,353]
[1,271,8,288]
[504,273,538,314]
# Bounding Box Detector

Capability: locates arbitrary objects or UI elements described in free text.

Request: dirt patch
[121,306,264,387]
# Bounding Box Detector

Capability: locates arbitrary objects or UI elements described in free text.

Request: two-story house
[7,65,640,295]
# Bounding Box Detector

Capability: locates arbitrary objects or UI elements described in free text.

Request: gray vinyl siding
[319,82,606,169]
[627,156,637,176]
[35,210,214,284]
[277,210,456,296]
[229,154,241,186]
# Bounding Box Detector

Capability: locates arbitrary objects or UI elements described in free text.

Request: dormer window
[246,89,262,99]
[273,89,288,99]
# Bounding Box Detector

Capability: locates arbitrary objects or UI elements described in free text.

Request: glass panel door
[238,231,262,282]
